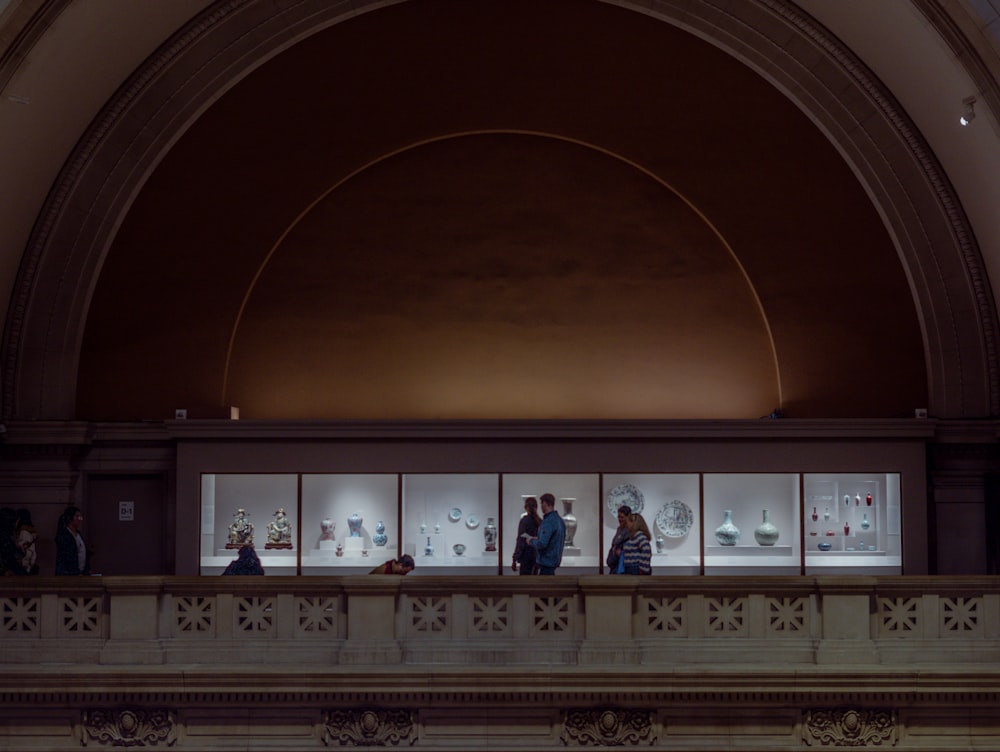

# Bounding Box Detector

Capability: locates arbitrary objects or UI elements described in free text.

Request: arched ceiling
[1,0,998,422]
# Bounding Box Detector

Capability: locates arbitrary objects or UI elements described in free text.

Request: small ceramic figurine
[227,508,254,548]
[265,507,293,549]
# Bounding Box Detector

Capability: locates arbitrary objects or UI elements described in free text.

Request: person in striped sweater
[621,513,653,575]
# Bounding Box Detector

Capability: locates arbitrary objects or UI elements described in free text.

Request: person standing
[54,505,90,576]
[605,504,632,574]
[512,496,542,575]
[621,512,653,575]
[527,493,566,575]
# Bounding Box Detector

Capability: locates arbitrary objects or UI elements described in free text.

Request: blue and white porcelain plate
[465,514,480,530]
[656,499,693,538]
[448,507,462,522]
[606,483,644,515]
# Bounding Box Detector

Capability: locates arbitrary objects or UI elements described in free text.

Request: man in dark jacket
[528,493,566,575]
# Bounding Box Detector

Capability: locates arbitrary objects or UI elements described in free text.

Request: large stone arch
[2,0,996,420]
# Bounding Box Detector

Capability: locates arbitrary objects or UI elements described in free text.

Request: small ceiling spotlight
[960,96,976,126]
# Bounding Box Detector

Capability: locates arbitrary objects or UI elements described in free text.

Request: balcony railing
[2,575,998,668]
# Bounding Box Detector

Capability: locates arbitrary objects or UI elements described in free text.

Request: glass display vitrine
[703,473,801,575]
[502,473,601,574]
[301,474,399,574]
[402,474,500,574]
[803,473,902,574]
[602,473,701,575]
[197,470,905,576]
[199,473,298,575]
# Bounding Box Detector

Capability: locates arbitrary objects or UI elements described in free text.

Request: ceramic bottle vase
[754,509,780,546]
[373,520,388,547]
[348,512,363,538]
[561,498,578,548]
[484,517,498,551]
[714,510,740,546]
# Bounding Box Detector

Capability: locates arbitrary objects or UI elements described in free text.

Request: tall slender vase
[484,517,498,551]
[754,509,780,546]
[561,498,578,548]
[714,510,740,546]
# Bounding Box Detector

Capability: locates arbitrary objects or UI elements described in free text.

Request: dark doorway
[86,474,169,575]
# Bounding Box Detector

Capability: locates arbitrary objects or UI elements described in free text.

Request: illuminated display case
[198,471,904,575]
[603,473,701,575]
[501,473,602,575]
[301,474,398,575]
[703,473,802,575]
[200,473,299,575]
[402,473,500,574]
[803,473,902,574]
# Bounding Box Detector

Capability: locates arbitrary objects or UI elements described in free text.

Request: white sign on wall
[119,501,135,522]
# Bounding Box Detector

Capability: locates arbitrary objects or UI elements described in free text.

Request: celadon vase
[753,509,780,546]
[714,510,740,546]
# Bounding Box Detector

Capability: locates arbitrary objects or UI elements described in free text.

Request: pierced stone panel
[878,597,919,637]
[173,595,215,636]
[235,596,274,634]
[408,596,449,634]
[941,596,982,637]
[470,596,510,634]
[0,596,39,634]
[802,708,897,747]
[705,596,747,636]
[296,595,340,636]
[59,596,101,635]
[643,596,687,635]
[80,708,177,747]
[532,596,572,634]
[562,708,655,746]
[324,708,416,746]
[767,596,808,635]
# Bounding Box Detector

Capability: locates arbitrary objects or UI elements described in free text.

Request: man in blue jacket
[527,493,566,575]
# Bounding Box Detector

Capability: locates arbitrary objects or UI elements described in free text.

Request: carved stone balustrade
[1,575,999,749]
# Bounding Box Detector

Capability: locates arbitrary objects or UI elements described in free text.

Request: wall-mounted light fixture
[960,96,976,126]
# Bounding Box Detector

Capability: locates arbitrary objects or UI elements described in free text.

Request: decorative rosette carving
[323,708,415,746]
[803,708,897,746]
[80,708,177,747]
[561,708,655,746]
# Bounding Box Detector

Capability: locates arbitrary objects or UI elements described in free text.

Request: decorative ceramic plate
[606,483,644,515]
[656,499,694,538]
[465,514,480,530]
[448,507,462,522]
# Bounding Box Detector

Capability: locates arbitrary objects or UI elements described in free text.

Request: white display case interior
[501,473,601,575]
[402,473,500,574]
[603,473,701,575]
[703,473,802,575]
[301,473,399,575]
[200,473,299,575]
[803,472,902,574]
[198,471,904,575]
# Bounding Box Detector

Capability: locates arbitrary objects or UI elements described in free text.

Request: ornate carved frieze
[561,708,655,746]
[323,708,416,746]
[80,708,177,747]
[803,708,896,747]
